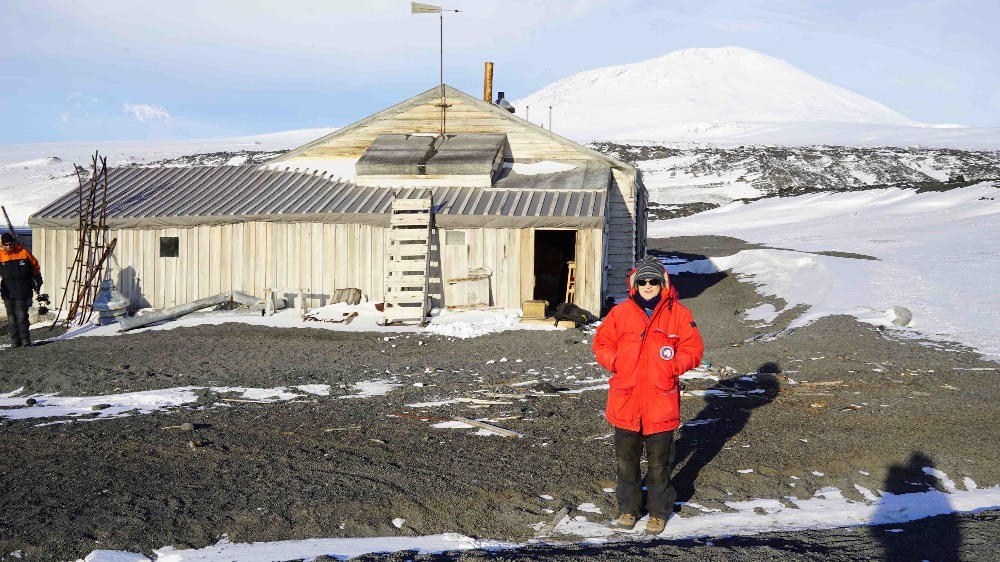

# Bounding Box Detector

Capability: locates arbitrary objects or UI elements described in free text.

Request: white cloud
[123,103,171,123]
[60,111,71,123]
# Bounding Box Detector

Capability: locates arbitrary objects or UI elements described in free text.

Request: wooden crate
[522,300,548,319]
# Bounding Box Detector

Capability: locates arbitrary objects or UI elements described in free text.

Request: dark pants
[3,298,31,347]
[614,427,676,519]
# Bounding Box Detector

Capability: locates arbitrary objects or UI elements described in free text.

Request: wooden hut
[29,85,646,319]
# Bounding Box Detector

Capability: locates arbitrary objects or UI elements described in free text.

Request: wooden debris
[453,416,523,438]
[501,379,540,387]
[481,393,527,399]
[331,288,362,305]
[304,311,359,324]
[480,392,561,399]
[324,426,363,432]
[455,397,513,405]
[535,507,569,538]
[388,413,450,422]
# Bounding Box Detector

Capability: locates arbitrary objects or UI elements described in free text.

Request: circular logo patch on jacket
[659,346,675,360]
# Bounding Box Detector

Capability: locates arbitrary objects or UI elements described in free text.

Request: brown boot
[614,513,638,530]
[644,516,666,534]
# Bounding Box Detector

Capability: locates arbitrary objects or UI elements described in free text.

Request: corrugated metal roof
[493,160,611,191]
[29,165,607,230]
[34,165,349,223]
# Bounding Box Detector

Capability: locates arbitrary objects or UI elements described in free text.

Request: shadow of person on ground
[671,365,782,509]
[873,452,961,561]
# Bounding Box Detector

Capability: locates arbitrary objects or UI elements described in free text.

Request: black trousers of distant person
[3,297,31,347]
[614,427,677,519]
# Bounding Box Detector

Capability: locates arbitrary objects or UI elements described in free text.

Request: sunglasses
[635,279,661,287]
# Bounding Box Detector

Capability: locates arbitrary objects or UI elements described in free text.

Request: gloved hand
[33,276,43,293]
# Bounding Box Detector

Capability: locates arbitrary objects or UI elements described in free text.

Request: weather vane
[411,2,461,137]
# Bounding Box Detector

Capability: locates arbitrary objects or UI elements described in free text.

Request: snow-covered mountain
[513,47,1000,148]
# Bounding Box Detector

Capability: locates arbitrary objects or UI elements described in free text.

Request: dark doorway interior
[533,230,576,312]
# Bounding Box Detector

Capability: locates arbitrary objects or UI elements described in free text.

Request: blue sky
[2,0,998,144]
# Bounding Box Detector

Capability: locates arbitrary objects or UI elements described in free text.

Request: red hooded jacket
[592,268,704,435]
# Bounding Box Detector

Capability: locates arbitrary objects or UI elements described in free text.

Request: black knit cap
[0,232,14,245]
[633,256,666,287]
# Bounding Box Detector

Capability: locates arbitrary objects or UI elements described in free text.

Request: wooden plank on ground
[535,507,569,538]
[452,416,523,438]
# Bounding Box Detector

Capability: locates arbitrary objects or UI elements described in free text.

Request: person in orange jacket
[592,255,704,534]
[1,232,43,348]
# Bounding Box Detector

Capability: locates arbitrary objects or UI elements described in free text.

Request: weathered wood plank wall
[33,224,604,315]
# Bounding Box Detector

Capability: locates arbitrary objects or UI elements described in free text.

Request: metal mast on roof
[411,2,460,138]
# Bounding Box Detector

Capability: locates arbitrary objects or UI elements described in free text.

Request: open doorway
[533,230,576,312]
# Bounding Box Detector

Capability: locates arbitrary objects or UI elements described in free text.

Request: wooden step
[384,291,428,303]
[391,199,432,211]
[385,259,428,272]
[388,243,430,254]
[390,215,432,227]
[386,272,429,283]
[389,232,431,243]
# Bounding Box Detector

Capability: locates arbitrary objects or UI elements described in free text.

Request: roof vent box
[356,134,509,188]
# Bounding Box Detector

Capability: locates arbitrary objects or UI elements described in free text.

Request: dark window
[160,237,179,258]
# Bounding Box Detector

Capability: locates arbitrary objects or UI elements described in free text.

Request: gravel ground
[2,235,999,561]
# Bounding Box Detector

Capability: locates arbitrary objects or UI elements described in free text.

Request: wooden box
[522,300,548,319]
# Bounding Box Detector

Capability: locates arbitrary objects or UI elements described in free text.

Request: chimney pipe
[495,91,515,113]
[484,61,494,103]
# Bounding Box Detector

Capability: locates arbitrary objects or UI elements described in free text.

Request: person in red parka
[592,255,704,534]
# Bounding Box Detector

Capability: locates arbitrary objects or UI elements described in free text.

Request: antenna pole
[440,10,445,137]
[411,3,459,138]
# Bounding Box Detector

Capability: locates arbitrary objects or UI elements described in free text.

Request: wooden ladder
[383,197,433,325]
[564,260,576,304]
